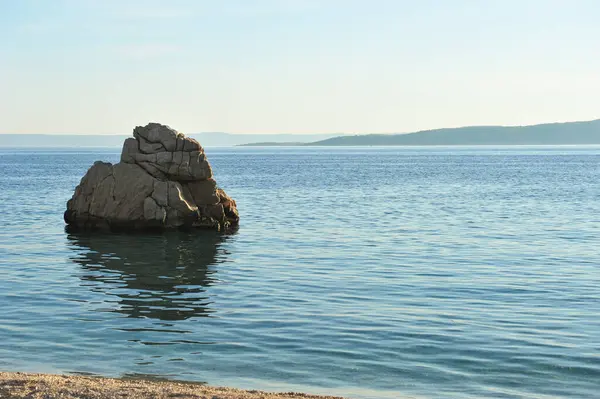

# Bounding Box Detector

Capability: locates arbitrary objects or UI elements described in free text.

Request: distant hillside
[3,120,599,147]
[0,132,340,147]
[309,120,600,146]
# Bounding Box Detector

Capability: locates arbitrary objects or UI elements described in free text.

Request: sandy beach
[0,372,347,399]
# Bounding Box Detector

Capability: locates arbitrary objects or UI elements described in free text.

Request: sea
[0,146,599,399]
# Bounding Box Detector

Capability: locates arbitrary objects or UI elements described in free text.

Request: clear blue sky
[1,0,599,134]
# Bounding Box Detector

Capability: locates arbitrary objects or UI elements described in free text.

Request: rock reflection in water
[68,231,231,320]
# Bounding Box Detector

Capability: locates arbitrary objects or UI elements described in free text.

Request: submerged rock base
[65,123,239,231]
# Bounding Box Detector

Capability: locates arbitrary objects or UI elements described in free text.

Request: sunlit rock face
[64,123,239,231]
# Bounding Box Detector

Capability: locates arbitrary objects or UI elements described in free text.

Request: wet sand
[0,372,347,399]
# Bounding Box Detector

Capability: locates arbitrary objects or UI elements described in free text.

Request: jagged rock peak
[121,122,212,181]
[64,123,239,232]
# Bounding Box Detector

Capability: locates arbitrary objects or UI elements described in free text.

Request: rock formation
[64,123,239,231]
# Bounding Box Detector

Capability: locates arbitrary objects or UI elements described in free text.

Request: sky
[1,0,599,134]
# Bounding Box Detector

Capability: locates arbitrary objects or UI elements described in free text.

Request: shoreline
[0,372,347,399]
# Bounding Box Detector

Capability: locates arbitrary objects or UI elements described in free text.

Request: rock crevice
[65,123,239,231]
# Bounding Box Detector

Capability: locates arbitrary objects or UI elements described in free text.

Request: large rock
[65,123,239,231]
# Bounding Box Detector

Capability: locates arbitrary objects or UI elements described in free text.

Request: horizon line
[1,117,598,136]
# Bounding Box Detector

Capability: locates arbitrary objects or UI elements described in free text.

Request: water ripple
[1,147,600,398]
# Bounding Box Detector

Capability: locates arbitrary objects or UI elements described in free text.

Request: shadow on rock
[67,230,235,320]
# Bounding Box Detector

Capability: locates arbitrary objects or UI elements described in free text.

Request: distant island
[240,119,600,146]
[2,119,600,147]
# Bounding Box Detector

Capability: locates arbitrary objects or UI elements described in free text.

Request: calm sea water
[1,146,599,399]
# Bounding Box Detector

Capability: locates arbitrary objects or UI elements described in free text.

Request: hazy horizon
[0,117,598,136]
[2,1,599,134]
